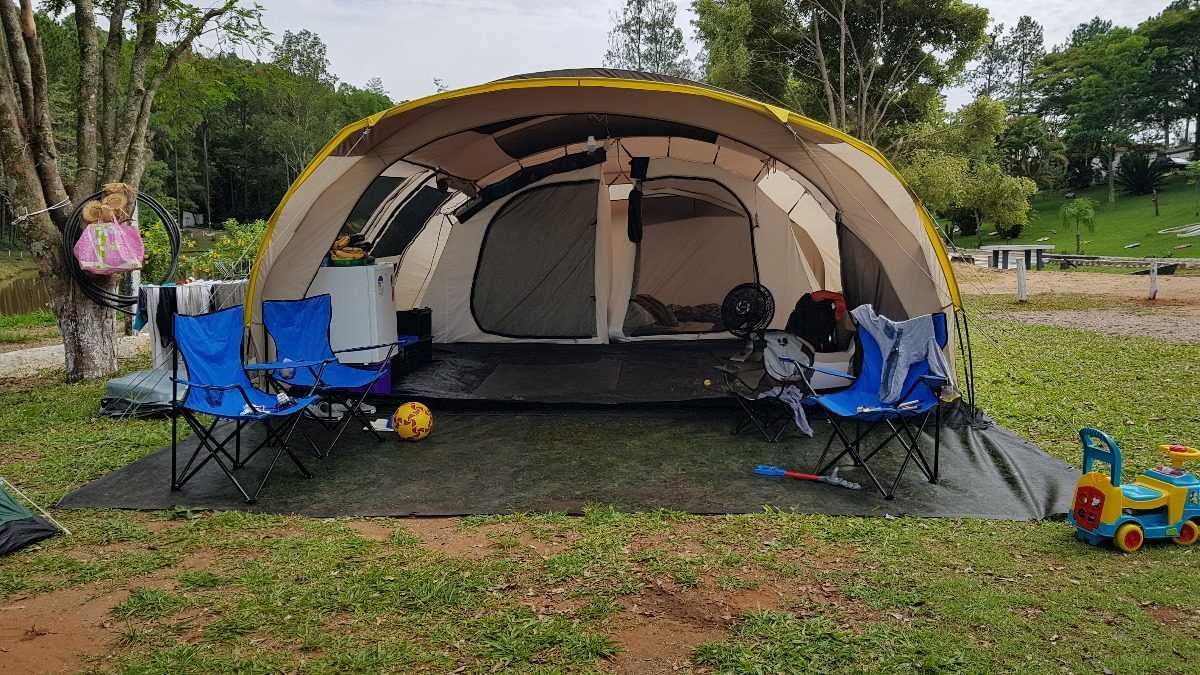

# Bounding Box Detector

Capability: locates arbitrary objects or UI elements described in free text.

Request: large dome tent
[245,69,972,400]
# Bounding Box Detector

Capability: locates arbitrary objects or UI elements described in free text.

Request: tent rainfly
[245,69,971,394]
[0,479,60,556]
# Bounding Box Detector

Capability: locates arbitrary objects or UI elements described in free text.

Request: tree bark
[99,0,127,178]
[201,119,212,228]
[73,0,99,196]
[1107,147,1117,205]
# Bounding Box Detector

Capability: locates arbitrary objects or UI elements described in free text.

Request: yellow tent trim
[245,77,961,326]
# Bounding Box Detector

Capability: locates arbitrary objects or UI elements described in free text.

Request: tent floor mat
[392,341,739,403]
[58,405,1076,520]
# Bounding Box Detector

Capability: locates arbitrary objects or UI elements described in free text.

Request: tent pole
[0,477,71,536]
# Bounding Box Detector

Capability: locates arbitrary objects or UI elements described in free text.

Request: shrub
[1115,151,1167,195]
[944,207,978,237]
[185,219,268,280]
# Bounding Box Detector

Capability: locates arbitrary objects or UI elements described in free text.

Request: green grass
[0,254,37,284]
[0,304,1198,673]
[0,307,58,346]
[1007,174,1200,258]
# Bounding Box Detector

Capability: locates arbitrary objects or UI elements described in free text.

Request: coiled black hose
[60,190,181,315]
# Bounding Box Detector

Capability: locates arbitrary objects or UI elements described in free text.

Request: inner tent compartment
[315,113,911,402]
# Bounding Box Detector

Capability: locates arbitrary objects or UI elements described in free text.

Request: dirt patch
[399,517,491,559]
[955,264,1200,304]
[610,584,732,674]
[1144,604,1196,629]
[1007,309,1200,343]
[0,584,128,674]
[610,616,725,673]
[0,547,219,674]
[345,519,395,541]
[608,560,871,673]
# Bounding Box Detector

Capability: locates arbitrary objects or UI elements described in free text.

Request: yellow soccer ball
[392,402,433,442]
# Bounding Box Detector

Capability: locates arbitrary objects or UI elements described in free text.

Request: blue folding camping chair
[171,305,326,503]
[262,294,418,455]
[802,311,950,500]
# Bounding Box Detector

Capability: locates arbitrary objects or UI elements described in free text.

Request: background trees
[0,4,391,381]
[0,0,265,380]
[604,0,694,78]
[693,0,988,148]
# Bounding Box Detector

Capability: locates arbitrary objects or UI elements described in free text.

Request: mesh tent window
[471,181,599,338]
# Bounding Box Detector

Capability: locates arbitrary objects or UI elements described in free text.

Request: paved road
[0,333,149,378]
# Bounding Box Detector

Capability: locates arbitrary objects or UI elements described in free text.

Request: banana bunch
[329,233,371,262]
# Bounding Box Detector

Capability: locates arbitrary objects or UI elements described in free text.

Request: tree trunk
[201,119,212,228]
[1075,216,1081,255]
[1107,149,1117,205]
[47,272,118,381]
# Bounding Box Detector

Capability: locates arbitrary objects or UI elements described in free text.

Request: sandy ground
[955,263,1200,343]
[954,263,1200,303]
[0,333,148,378]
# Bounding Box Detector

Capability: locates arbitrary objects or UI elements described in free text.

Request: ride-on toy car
[1069,428,1200,552]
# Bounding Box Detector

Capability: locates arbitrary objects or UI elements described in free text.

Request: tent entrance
[623,177,757,337]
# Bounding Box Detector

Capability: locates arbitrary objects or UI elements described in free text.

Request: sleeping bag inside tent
[245,69,966,404]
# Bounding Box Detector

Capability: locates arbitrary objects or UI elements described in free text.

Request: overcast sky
[252,0,1173,109]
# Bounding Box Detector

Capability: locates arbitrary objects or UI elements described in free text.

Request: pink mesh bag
[73,217,144,275]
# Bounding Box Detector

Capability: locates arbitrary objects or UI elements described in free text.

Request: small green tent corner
[0,480,59,556]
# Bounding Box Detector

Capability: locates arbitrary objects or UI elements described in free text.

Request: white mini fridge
[306,262,397,364]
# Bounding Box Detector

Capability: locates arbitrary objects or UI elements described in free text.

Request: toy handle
[1159,444,1200,468]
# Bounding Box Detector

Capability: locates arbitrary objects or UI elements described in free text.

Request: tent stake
[0,477,71,536]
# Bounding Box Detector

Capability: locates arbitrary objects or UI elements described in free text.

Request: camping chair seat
[171,305,322,504]
[722,331,821,442]
[262,294,417,455]
[803,310,949,499]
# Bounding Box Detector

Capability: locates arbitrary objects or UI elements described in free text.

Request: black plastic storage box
[394,308,433,376]
[397,307,432,340]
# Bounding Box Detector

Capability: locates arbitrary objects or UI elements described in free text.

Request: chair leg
[252,413,314,502]
[174,412,255,503]
[816,419,889,498]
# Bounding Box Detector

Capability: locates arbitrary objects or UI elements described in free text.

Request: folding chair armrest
[920,374,949,388]
[169,378,238,391]
[808,364,855,380]
[244,358,332,372]
[169,378,259,409]
[333,337,416,355]
[892,374,949,406]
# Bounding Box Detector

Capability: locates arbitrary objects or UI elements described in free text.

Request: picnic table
[980,244,1055,271]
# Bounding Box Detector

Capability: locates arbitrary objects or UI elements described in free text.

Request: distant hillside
[1006,175,1200,259]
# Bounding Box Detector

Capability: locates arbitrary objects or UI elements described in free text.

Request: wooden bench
[980,244,1055,271]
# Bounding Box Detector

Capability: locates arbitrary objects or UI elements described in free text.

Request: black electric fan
[721,283,775,362]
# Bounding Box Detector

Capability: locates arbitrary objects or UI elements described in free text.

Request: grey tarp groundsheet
[58,406,1077,520]
[396,342,734,403]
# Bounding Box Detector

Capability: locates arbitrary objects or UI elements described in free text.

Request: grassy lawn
[1007,174,1200,258]
[0,302,1198,673]
[0,307,59,348]
[0,253,37,284]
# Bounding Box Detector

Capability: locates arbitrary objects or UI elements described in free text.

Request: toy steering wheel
[1159,444,1200,468]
